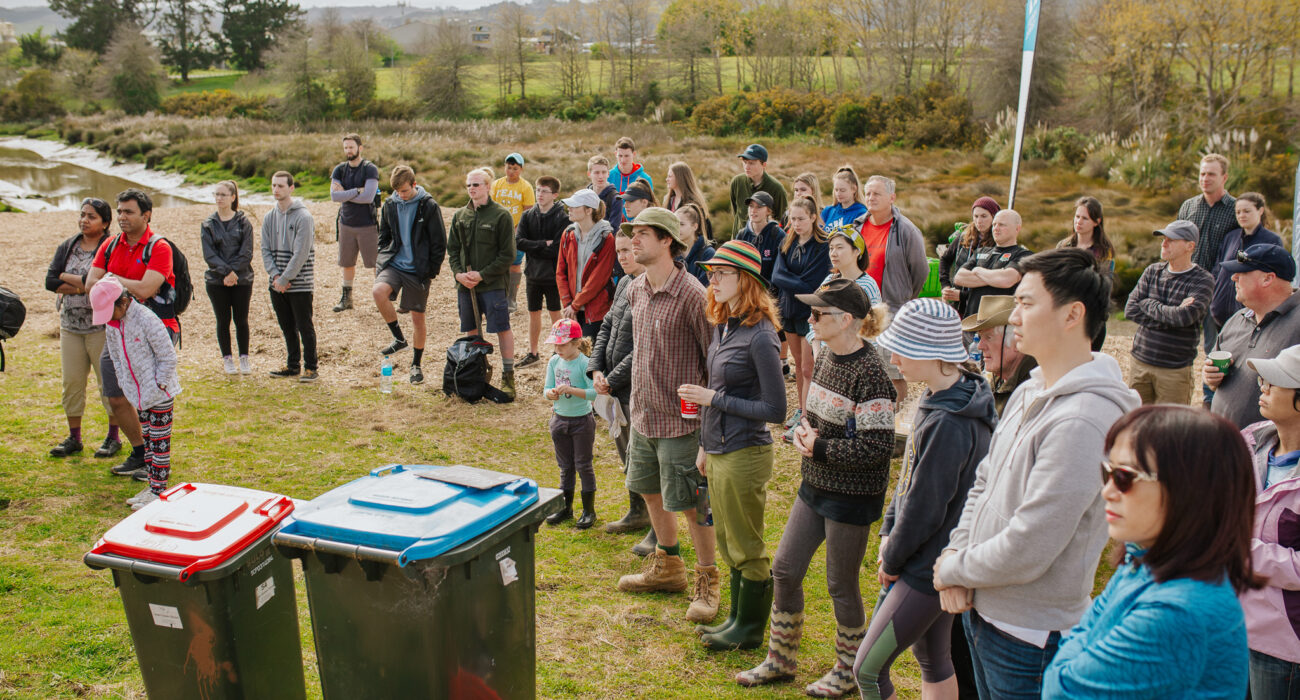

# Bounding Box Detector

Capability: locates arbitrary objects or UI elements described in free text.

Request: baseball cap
[1249,345,1300,390]
[561,189,602,210]
[1153,220,1199,243]
[737,144,769,162]
[744,191,775,210]
[90,277,124,325]
[505,153,525,165]
[961,295,1015,332]
[796,278,871,318]
[545,318,582,345]
[1219,243,1297,281]
[618,207,683,245]
[618,186,653,203]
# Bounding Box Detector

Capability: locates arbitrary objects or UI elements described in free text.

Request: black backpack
[103,234,194,317]
[443,335,495,403]
[0,286,26,371]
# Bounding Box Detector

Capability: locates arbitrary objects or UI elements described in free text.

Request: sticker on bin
[88,483,295,582]
[275,464,539,567]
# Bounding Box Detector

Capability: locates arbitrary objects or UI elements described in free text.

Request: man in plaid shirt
[615,207,721,623]
[1178,153,1236,405]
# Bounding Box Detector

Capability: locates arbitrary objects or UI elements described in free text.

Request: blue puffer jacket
[1043,544,1248,699]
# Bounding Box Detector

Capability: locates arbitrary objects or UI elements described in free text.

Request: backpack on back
[0,285,26,371]
[103,234,194,317]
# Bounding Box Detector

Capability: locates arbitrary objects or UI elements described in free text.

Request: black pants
[269,289,317,371]
[207,283,252,357]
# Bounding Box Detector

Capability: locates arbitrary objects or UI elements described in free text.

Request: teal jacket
[1043,544,1248,698]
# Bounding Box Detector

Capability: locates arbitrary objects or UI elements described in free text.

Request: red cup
[681,398,700,419]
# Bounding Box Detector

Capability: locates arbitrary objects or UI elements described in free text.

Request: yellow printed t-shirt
[490,177,536,228]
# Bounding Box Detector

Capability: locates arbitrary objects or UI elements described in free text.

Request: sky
[0,0,502,8]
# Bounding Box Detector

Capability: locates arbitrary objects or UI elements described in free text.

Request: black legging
[207,284,252,357]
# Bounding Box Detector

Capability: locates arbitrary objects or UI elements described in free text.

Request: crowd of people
[40,135,1300,698]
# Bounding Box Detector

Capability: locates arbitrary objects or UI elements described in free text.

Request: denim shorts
[457,287,510,334]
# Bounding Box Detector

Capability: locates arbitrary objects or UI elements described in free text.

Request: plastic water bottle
[970,335,983,365]
[380,357,393,394]
[696,479,713,526]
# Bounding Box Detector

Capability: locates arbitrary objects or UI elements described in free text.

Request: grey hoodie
[260,200,315,293]
[938,352,1140,632]
[851,205,929,312]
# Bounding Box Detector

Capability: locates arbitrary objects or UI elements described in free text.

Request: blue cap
[1219,243,1296,282]
[505,152,525,165]
[737,144,768,162]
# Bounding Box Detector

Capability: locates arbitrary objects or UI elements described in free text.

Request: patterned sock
[387,321,405,342]
[503,357,515,373]
[70,427,81,442]
[736,609,803,687]
[412,347,423,367]
[107,424,120,442]
[659,542,681,557]
[805,623,867,697]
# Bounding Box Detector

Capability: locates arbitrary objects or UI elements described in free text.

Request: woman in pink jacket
[1240,344,1300,699]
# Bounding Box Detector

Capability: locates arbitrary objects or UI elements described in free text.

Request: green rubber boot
[702,575,773,651]
[695,568,741,636]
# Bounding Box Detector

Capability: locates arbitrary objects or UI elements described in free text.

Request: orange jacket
[556,223,616,322]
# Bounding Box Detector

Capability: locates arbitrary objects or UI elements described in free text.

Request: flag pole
[1008,0,1042,209]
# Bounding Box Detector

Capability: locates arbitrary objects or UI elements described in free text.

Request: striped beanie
[876,297,968,363]
[700,240,768,288]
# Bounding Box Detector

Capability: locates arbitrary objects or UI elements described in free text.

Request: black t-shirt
[962,244,1032,314]
[332,160,380,227]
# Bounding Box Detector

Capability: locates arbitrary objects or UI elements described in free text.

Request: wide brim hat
[618,207,683,245]
[699,240,768,288]
[961,295,1015,332]
[878,298,968,363]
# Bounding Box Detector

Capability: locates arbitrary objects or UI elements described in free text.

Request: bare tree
[547,1,589,99]
[494,2,532,98]
[416,19,475,117]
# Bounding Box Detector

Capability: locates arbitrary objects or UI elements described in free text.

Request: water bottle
[970,334,983,365]
[695,479,713,526]
[380,357,393,394]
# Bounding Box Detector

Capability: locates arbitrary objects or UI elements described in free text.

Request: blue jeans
[962,610,1060,700]
[1251,649,1300,700]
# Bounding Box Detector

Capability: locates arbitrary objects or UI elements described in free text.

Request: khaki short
[1129,359,1195,406]
[338,223,378,268]
[626,428,702,513]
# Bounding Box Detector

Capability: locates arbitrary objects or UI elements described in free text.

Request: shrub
[99,27,167,115]
[160,90,270,119]
[690,88,835,138]
[0,69,64,121]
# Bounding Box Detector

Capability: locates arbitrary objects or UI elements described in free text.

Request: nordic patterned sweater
[803,342,897,496]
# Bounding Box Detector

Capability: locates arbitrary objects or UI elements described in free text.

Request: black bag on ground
[0,285,26,371]
[443,335,494,402]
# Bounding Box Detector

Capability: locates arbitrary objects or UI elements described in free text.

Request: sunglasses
[810,309,845,321]
[1100,460,1159,493]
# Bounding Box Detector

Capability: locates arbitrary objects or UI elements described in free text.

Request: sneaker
[381,339,409,356]
[269,367,300,378]
[125,487,154,505]
[409,365,424,385]
[110,451,145,476]
[780,424,797,444]
[239,355,252,374]
[783,409,803,430]
[49,436,83,457]
[130,491,160,510]
[94,437,122,458]
[223,356,237,374]
[298,369,319,383]
[516,352,541,368]
[132,468,151,482]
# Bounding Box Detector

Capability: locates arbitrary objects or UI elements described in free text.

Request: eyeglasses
[810,309,845,321]
[706,268,739,280]
[1100,460,1159,493]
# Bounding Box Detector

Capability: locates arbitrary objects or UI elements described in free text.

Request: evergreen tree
[222,0,303,71]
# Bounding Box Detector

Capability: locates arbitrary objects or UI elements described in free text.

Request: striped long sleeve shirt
[1124,262,1214,369]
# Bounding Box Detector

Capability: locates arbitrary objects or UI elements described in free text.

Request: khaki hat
[961,295,1015,332]
[1248,345,1300,390]
[619,207,682,245]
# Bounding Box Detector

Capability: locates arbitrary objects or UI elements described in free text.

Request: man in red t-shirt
[84,189,176,480]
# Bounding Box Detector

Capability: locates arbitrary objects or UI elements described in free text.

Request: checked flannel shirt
[628,262,712,439]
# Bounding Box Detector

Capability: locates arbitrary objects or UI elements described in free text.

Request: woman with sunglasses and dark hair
[44,197,120,458]
[1044,405,1262,698]
[1238,345,1300,699]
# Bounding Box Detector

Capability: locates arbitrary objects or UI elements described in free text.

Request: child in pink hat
[91,277,181,510]
[542,318,598,529]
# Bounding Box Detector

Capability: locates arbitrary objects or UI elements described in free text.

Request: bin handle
[370,463,405,477]
[503,478,534,494]
[254,496,294,521]
[84,552,188,581]
[160,482,196,501]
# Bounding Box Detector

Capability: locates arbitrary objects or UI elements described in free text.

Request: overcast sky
[0,0,502,8]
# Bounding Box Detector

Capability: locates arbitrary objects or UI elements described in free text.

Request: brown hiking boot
[617,549,687,593]
[685,563,721,622]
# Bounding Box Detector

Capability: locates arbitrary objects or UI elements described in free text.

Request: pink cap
[545,318,582,345]
[90,278,124,325]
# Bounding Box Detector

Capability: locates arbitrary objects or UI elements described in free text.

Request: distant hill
[0,6,67,35]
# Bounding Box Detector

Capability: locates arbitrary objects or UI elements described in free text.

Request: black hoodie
[880,371,997,594]
[516,202,569,282]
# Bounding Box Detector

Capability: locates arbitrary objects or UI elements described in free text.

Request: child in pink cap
[542,318,598,529]
[91,277,181,510]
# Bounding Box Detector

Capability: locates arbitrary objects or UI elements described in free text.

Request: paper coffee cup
[1208,350,1232,372]
[681,398,700,419]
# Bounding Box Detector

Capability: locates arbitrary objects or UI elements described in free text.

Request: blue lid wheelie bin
[84,482,305,700]
[272,463,562,700]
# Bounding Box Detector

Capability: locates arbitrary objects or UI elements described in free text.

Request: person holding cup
[737,278,894,697]
[1205,243,1300,428]
[678,240,786,651]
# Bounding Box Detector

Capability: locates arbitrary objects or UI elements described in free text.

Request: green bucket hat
[699,240,768,288]
[618,207,683,245]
